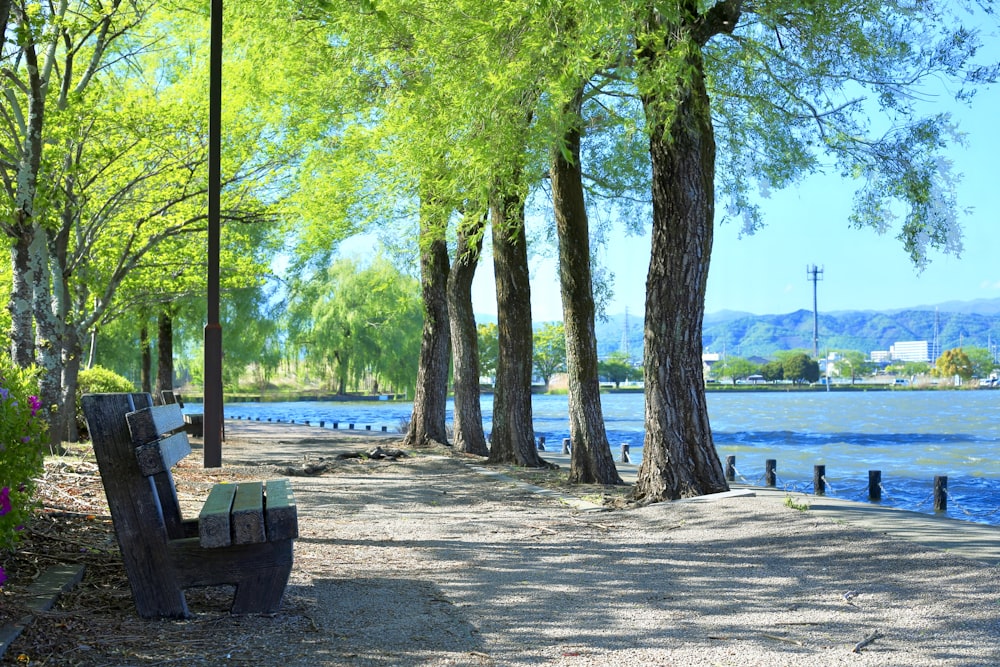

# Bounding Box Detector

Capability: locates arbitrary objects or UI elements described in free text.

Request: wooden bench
[161,389,204,437]
[81,392,297,619]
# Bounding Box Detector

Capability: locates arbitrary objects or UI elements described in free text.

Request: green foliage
[0,356,47,568]
[598,352,640,388]
[477,323,499,381]
[286,257,422,396]
[533,323,567,387]
[712,357,759,385]
[963,346,997,379]
[934,348,974,380]
[833,350,872,384]
[783,353,820,384]
[76,366,136,437]
[78,366,136,395]
[760,360,784,383]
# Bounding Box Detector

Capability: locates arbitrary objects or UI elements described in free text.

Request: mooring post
[725,455,736,482]
[366,425,371,431]
[813,464,826,496]
[348,423,354,430]
[765,459,777,487]
[562,438,571,454]
[381,426,387,432]
[537,436,546,451]
[868,470,881,501]
[332,421,338,429]
[620,443,630,463]
[934,475,948,512]
[319,420,325,428]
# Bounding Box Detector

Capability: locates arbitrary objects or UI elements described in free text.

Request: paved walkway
[532,449,1000,566]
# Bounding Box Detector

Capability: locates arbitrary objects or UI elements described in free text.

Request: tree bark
[9,235,36,366]
[156,309,175,402]
[633,27,728,502]
[404,206,451,447]
[552,93,623,485]
[447,213,489,456]
[141,325,152,394]
[487,190,543,467]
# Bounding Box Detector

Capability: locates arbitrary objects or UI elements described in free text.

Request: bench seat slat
[264,479,299,542]
[231,482,266,545]
[199,484,238,548]
[127,404,186,444]
[134,432,192,476]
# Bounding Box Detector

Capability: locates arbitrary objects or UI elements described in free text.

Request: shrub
[76,366,135,438]
[0,356,47,587]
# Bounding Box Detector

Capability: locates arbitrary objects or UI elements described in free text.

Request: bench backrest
[82,392,193,613]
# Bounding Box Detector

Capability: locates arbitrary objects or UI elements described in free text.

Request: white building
[890,341,931,363]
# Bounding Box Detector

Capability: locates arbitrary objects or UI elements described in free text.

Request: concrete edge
[0,563,86,660]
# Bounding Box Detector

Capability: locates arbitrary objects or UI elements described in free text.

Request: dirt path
[3,421,998,666]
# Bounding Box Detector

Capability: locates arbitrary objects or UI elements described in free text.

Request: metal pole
[204,0,223,468]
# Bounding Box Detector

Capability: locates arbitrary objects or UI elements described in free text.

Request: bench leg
[231,558,294,614]
[170,538,294,615]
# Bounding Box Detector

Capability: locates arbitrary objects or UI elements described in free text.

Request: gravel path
[218,423,1000,667]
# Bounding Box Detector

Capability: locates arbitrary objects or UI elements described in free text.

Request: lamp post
[204,0,223,468]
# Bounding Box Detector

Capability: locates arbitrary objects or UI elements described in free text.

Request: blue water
[213,391,1000,525]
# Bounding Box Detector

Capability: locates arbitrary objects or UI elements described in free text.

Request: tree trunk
[487,191,543,467]
[9,235,36,366]
[447,212,489,456]
[633,35,728,502]
[552,94,623,485]
[404,208,451,447]
[141,325,152,394]
[156,309,174,402]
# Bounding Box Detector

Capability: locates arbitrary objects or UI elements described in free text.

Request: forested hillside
[590,299,1000,360]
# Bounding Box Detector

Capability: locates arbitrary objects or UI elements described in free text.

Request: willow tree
[627,1,992,501]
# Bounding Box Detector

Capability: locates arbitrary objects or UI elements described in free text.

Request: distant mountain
[591,298,1000,360]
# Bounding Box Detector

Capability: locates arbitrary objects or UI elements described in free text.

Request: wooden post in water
[620,444,630,463]
[562,438,571,454]
[319,421,325,428]
[765,459,776,487]
[332,422,338,429]
[725,456,736,482]
[537,436,546,451]
[934,475,948,512]
[348,423,354,430]
[813,465,826,496]
[382,426,387,432]
[868,470,881,501]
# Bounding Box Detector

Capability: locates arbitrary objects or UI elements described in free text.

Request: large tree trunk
[487,191,543,467]
[552,95,623,485]
[447,213,489,456]
[156,309,174,402]
[404,208,451,447]
[633,29,728,502]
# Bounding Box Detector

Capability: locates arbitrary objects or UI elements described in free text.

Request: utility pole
[807,265,823,358]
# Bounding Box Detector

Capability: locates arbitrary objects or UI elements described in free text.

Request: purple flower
[28,395,41,417]
[0,387,7,400]
[0,565,7,587]
[0,487,10,516]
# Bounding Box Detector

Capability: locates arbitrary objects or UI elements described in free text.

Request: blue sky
[471,60,1000,321]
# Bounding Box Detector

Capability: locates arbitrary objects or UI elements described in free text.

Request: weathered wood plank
[82,393,190,619]
[231,482,266,545]
[199,483,237,548]
[126,404,186,445]
[264,479,299,541]
[134,432,192,476]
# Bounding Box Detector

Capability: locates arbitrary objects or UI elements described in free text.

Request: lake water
[213,390,1000,526]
